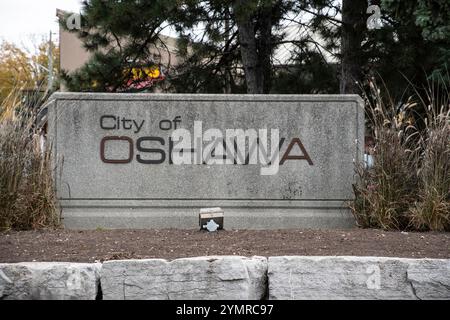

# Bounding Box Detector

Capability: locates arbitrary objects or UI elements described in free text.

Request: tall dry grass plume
[352,76,450,231]
[0,86,60,230]
[410,78,450,230]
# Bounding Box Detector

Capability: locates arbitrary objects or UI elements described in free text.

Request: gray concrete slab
[48,93,364,229]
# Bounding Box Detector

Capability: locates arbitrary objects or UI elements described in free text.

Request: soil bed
[0,228,448,263]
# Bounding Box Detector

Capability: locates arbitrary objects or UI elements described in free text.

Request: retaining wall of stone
[1,256,449,300]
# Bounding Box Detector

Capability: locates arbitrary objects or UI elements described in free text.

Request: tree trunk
[233,0,272,94]
[224,7,232,94]
[340,0,366,94]
[258,4,272,94]
[234,17,261,92]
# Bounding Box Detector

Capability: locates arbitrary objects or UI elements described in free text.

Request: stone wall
[1,256,449,300]
[48,93,364,229]
[0,262,101,300]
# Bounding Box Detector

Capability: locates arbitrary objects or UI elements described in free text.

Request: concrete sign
[48,93,364,229]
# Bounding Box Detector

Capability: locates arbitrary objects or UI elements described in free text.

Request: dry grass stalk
[0,86,60,231]
[351,77,449,231]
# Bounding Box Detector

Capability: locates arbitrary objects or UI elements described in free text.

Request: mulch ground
[0,228,449,263]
